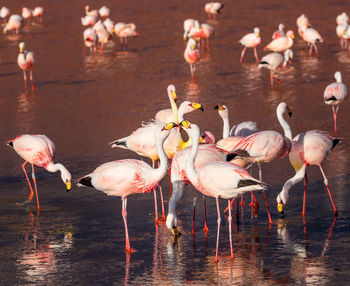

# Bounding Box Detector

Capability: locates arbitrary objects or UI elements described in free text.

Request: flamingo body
[264,30,294,52]
[184,38,200,79]
[239,27,261,63]
[4,14,22,34]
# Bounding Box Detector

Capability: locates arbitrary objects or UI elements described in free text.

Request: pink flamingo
[296,14,310,37]
[188,21,215,52]
[277,130,340,217]
[85,5,98,17]
[154,84,178,124]
[17,42,35,91]
[22,7,32,25]
[98,6,110,19]
[78,123,178,253]
[81,15,97,27]
[0,6,10,23]
[184,38,201,80]
[3,14,23,34]
[264,30,294,52]
[183,18,196,40]
[239,27,261,63]
[224,102,293,223]
[258,49,293,88]
[7,135,72,211]
[272,24,286,39]
[33,7,44,23]
[114,23,140,50]
[300,24,323,56]
[336,12,349,49]
[323,71,348,134]
[179,120,268,262]
[83,28,98,55]
[204,2,224,20]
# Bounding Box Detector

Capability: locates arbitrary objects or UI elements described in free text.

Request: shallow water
[1,0,350,284]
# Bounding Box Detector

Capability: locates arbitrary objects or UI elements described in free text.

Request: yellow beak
[171,90,177,101]
[277,203,284,213]
[163,122,179,130]
[191,45,195,50]
[66,181,72,192]
[257,32,260,37]
[180,120,191,128]
[191,102,204,111]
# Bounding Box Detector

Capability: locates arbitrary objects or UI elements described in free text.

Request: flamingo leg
[240,195,244,207]
[214,197,221,263]
[332,105,338,134]
[206,38,210,52]
[318,164,338,216]
[192,193,197,234]
[223,197,234,213]
[157,161,166,222]
[227,200,234,259]
[31,164,40,210]
[30,70,34,92]
[203,195,209,232]
[270,70,274,89]
[314,44,319,57]
[240,47,247,63]
[21,161,34,202]
[258,163,274,224]
[302,170,308,216]
[152,160,160,225]
[190,64,194,80]
[309,44,313,56]
[122,198,135,253]
[254,47,259,62]
[23,70,27,90]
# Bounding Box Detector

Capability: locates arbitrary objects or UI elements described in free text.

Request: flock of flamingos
[1,2,348,262]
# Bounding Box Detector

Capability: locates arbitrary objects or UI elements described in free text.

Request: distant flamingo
[78,123,178,253]
[179,120,268,262]
[300,24,323,56]
[277,130,339,217]
[323,71,348,133]
[188,21,215,52]
[224,102,293,223]
[272,24,286,39]
[33,7,44,22]
[22,7,32,25]
[99,6,110,19]
[258,49,293,88]
[3,14,23,34]
[0,6,10,23]
[85,5,98,17]
[81,15,97,27]
[17,42,35,91]
[264,30,294,52]
[204,2,224,20]
[239,27,261,63]
[183,18,196,40]
[296,14,310,37]
[83,28,98,55]
[114,23,140,50]
[184,38,200,80]
[336,12,349,49]
[7,135,72,211]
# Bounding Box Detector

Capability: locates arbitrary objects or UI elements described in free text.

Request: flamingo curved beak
[277,202,284,214]
[66,181,72,192]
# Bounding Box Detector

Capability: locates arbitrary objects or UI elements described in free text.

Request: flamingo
[114,23,140,50]
[179,120,268,262]
[93,21,112,54]
[323,71,348,134]
[22,7,32,25]
[224,102,293,223]
[300,24,323,56]
[81,15,97,27]
[99,6,110,19]
[204,2,224,20]
[264,30,294,52]
[33,7,44,22]
[276,130,339,217]
[184,38,201,80]
[296,14,310,37]
[336,12,349,49]
[83,28,98,55]
[258,49,293,88]
[188,21,215,52]
[3,14,23,34]
[183,18,196,40]
[154,84,178,124]
[239,27,261,63]
[85,5,98,17]
[272,24,286,39]
[78,123,178,253]
[17,42,35,91]
[103,18,115,35]
[7,135,72,211]
[0,6,10,23]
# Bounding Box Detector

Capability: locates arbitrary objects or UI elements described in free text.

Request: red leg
[31,164,40,210]
[332,106,337,134]
[314,44,319,57]
[240,195,244,207]
[319,164,338,216]
[23,70,27,90]
[192,194,197,234]
[122,198,135,253]
[152,161,160,225]
[206,38,210,52]
[30,70,34,92]
[254,47,259,62]
[157,161,166,223]
[223,197,235,213]
[203,195,209,232]
[240,47,247,63]
[302,171,308,216]
[227,200,233,259]
[309,44,313,56]
[214,197,221,263]
[270,71,274,89]
[21,161,34,202]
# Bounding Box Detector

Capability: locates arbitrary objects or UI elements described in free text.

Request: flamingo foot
[125,247,136,253]
[203,225,209,232]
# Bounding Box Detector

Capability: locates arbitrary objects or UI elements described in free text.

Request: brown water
[1,0,350,284]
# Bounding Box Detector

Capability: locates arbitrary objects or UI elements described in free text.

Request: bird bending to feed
[224,102,293,223]
[300,24,323,56]
[114,23,140,50]
[323,71,348,134]
[204,2,224,20]
[33,7,44,22]
[184,38,201,80]
[272,24,286,39]
[178,120,268,262]
[296,14,310,37]
[239,27,261,63]
[99,6,110,19]
[17,42,35,91]
[264,30,294,52]
[81,14,97,27]
[7,135,72,211]
[3,14,23,34]
[78,123,178,253]
[277,130,339,217]
[188,21,215,52]
[258,49,293,88]
[22,7,32,25]
[85,5,98,17]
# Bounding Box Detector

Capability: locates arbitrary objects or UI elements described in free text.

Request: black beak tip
[200,106,204,112]
[214,105,219,110]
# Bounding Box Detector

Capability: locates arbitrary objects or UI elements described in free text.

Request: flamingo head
[19,42,25,53]
[277,102,292,118]
[254,27,260,37]
[167,84,177,102]
[278,23,285,31]
[286,30,295,39]
[215,104,229,120]
[334,71,342,83]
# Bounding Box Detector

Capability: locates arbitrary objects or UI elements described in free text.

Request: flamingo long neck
[185,125,200,187]
[169,96,178,124]
[277,164,306,205]
[221,113,230,139]
[152,131,170,182]
[277,108,292,143]
[46,162,70,183]
[177,105,187,123]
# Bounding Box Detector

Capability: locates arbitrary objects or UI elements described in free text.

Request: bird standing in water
[184,38,200,80]
[17,42,35,92]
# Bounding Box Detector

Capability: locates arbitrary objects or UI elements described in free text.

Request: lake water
[0,0,350,284]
